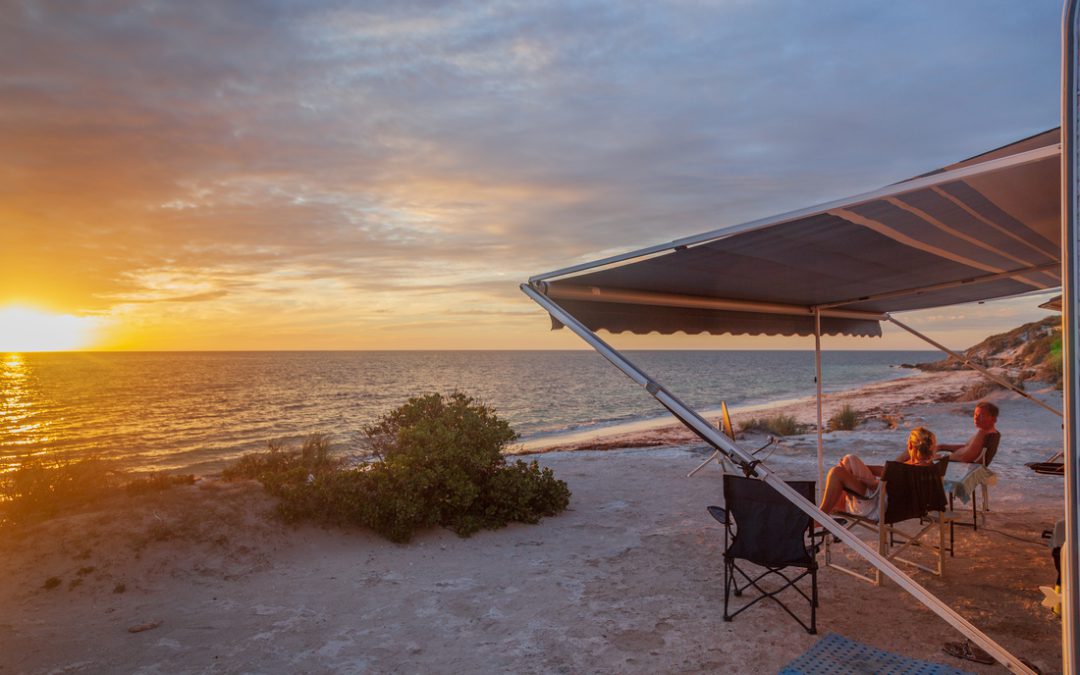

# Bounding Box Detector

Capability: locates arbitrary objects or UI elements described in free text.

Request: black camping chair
[707,476,818,634]
[827,461,950,585]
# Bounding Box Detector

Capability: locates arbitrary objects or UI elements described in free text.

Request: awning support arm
[886,316,1063,418]
[522,282,1033,674]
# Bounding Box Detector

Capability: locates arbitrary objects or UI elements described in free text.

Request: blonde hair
[907,427,937,462]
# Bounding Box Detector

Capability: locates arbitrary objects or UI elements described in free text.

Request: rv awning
[530,129,1062,338]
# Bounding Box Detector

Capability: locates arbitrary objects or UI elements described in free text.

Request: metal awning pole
[814,308,825,499]
[1061,1,1080,670]
[887,315,1063,418]
[522,282,1033,673]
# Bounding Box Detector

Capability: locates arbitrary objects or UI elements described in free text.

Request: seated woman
[818,427,937,521]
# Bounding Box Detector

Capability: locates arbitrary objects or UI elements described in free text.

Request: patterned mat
[779,633,974,675]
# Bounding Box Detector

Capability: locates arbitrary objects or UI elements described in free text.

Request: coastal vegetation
[738,413,806,436]
[0,395,570,545]
[224,393,571,543]
[828,404,859,431]
[0,455,195,528]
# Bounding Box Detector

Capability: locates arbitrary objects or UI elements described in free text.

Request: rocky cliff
[912,315,1062,387]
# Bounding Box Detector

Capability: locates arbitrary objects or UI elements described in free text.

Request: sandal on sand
[942,639,994,665]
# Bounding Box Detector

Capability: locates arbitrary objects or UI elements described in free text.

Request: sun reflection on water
[1,354,54,466]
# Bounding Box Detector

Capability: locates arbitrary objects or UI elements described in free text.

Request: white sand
[0,373,1067,674]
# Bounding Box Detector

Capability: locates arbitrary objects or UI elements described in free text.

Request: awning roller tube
[542,283,889,322]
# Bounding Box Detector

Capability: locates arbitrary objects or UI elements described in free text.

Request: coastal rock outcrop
[907,316,1062,389]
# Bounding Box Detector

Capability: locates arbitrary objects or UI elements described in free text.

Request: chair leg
[949,507,955,557]
[723,558,733,621]
[876,523,886,586]
[875,488,887,586]
[971,490,978,531]
[948,513,955,557]
[980,483,990,526]
[724,562,817,634]
[938,515,945,575]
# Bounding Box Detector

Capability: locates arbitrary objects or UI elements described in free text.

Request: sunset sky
[0,1,1064,351]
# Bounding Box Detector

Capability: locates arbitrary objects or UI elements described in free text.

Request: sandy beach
[0,370,1067,674]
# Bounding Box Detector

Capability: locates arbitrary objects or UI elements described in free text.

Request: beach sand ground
[0,373,1067,673]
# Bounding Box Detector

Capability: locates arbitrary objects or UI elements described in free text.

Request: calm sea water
[0,350,933,474]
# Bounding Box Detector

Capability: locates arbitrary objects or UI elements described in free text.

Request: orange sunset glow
[0,3,1061,351]
[0,308,100,353]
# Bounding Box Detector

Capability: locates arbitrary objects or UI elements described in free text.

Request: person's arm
[936,442,961,452]
[947,430,988,464]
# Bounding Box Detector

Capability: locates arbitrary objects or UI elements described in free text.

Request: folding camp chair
[942,431,1000,532]
[826,461,950,586]
[707,476,818,634]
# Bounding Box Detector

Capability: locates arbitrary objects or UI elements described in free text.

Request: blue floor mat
[779,633,975,675]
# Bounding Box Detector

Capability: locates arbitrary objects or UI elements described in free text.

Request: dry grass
[737,413,806,436]
[0,456,122,527]
[1,457,198,529]
[828,404,859,431]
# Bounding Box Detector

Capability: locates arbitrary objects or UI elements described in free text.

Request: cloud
[0,0,1064,347]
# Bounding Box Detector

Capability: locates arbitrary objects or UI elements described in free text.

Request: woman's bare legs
[819,458,878,515]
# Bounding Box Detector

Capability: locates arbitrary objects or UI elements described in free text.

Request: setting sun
[0,307,100,352]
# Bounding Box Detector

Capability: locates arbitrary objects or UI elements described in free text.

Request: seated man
[936,400,1000,465]
[819,427,937,520]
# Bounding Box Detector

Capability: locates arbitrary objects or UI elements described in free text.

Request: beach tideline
[0,372,1065,673]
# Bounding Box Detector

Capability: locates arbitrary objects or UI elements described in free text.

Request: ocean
[0,350,934,474]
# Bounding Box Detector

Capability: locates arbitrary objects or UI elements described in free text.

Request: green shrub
[221,434,341,494]
[225,393,571,543]
[1039,336,1063,388]
[738,413,805,436]
[828,405,859,431]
